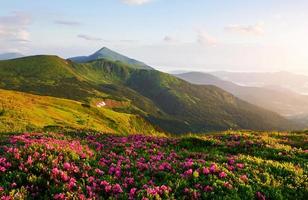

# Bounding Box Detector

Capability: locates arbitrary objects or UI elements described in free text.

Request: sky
[1,0,308,74]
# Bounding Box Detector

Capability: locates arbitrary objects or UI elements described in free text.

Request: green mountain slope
[0,89,159,134]
[0,55,106,101]
[126,70,298,133]
[69,47,153,70]
[0,55,299,134]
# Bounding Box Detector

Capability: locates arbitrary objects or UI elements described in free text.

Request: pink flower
[184,169,193,176]
[219,171,227,179]
[256,192,266,200]
[0,167,6,172]
[112,184,123,194]
[202,167,210,175]
[115,169,121,178]
[26,156,33,165]
[105,185,112,193]
[227,165,235,171]
[100,180,109,186]
[129,188,137,199]
[228,159,235,165]
[52,167,59,176]
[183,159,194,168]
[236,163,244,169]
[95,168,104,175]
[204,185,214,192]
[54,193,65,200]
[240,174,249,183]
[68,178,76,189]
[63,162,71,170]
[223,182,233,189]
[160,185,170,193]
[60,171,69,182]
[210,163,217,173]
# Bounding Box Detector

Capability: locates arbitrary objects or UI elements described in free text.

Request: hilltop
[69,47,153,70]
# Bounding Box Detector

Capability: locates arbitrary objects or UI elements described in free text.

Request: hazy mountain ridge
[175,72,308,118]
[211,71,308,95]
[0,52,24,60]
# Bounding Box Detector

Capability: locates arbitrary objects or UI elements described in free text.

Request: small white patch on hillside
[96,101,106,108]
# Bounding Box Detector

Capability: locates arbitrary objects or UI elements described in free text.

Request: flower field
[0,131,307,199]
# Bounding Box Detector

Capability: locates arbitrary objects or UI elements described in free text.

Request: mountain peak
[69,47,153,70]
[94,47,117,56]
[96,46,111,53]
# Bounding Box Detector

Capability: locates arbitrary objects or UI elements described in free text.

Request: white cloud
[121,0,152,5]
[54,20,82,26]
[163,35,180,44]
[273,14,283,20]
[77,34,102,41]
[197,31,218,46]
[0,12,31,42]
[225,23,265,35]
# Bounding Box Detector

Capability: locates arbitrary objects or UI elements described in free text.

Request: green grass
[0,89,161,135]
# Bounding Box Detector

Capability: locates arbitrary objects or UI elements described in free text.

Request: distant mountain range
[211,71,308,95]
[0,52,24,60]
[175,72,308,128]
[0,48,300,134]
[69,47,153,70]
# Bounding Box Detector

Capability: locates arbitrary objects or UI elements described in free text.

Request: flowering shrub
[0,131,307,199]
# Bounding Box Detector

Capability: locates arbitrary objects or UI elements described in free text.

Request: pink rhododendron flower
[256,192,266,200]
[219,171,227,178]
[210,163,217,173]
[240,174,249,183]
[112,184,123,194]
[224,182,233,189]
[184,169,193,176]
[63,162,71,170]
[202,167,210,175]
[236,163,244,169]
[204,185,214,192]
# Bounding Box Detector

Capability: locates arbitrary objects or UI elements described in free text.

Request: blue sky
[1,0,308,73]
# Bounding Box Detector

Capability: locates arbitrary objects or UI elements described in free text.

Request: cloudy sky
[1,0,308,73]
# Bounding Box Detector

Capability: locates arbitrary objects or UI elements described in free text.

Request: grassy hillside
[0,55,300,134]
[127,70,297,133]
[0,130,306,199]
[0,89,159,135]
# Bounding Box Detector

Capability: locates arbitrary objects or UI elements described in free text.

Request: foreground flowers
[0,131,307,199]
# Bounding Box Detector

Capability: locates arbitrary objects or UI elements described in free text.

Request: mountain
[0,52,24,60]
[175,72,308,117]
[211,71,308,95]
[0,55,300,134]
[69,47,153,70]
